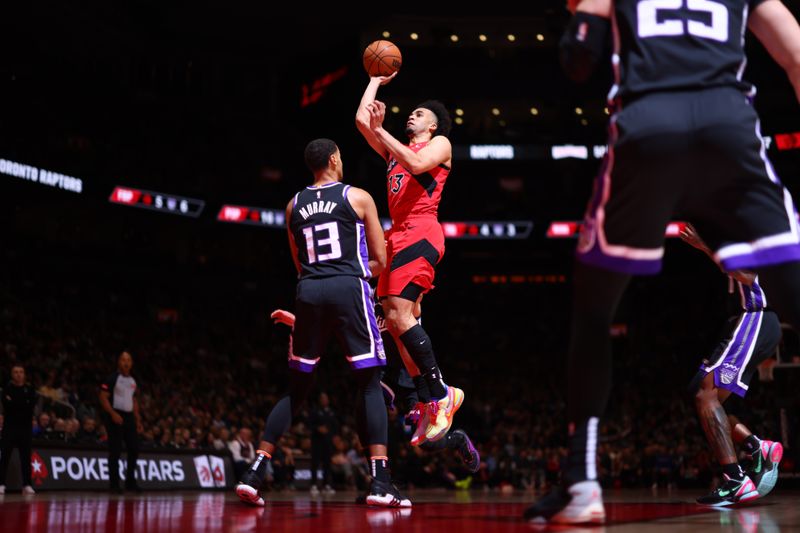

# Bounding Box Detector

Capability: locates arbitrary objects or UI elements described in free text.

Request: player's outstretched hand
[270,309,296,327]
[679,223,710,253]
[367,100,386,130]
[372,71,397,86]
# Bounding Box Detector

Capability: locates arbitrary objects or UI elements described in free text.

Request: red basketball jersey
[385,141,450,224]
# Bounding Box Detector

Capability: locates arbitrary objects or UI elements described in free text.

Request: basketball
[363,40,402,77]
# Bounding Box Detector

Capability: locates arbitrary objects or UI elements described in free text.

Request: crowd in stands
[1,263,798,494]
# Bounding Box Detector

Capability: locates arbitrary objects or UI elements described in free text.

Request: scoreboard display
[217,205,532,240]
[442,221,533,240]
[109,186,205,218]
[217,205,286,227]
[547,221,687,238]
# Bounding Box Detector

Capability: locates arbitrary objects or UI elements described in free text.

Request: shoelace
[427,400,440,417]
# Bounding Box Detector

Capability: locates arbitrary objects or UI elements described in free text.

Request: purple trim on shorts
[348,280,386,371]
[721,244,800,272]
[358,223,372,279]
[288,358,317,373]
[577,242,662,275]
[701,311,761,398]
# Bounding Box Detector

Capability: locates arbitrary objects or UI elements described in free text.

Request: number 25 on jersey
[638,0,729,43]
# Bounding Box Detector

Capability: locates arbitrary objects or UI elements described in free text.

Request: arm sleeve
[559,11,611,82]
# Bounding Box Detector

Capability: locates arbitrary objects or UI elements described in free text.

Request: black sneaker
[524,481,605,524]
[696,474,759,506]
[366,479,412,508]
[236,469,266,507]
[449,429,480,473]
[745,440,783,497]
[109,484,123,495]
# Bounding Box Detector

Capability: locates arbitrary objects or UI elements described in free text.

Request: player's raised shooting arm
[355,75,395,161]
[748,0,800,103]
[369,106,451,175]
[347,187,386,277]
[285,199,301,275]
[560,0,612,82]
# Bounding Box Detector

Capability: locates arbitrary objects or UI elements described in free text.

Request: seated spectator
[76,417,100,444]
[228,428,255,480]
[32,413,52,439]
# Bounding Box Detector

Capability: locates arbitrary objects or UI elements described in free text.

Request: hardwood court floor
[0,487,796,532]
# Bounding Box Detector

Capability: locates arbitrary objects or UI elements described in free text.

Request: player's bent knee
[383,305,417,334]
[693,375,718,406]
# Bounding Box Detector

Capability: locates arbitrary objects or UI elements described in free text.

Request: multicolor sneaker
[524,480,605,524]
[449,429,481,473]
[696,474,759,506]
[365,479,412,508]
[424,386,464,442]
[409,403,430,446]
[746,440,783,497]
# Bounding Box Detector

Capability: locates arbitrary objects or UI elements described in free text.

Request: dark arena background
[2,2,800,531]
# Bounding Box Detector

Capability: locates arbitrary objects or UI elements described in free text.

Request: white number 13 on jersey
[638,0,729,42]
[302,222,342,263]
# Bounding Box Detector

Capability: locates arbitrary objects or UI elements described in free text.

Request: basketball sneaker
[366,479,412,508]
[746,440,783,497]
[696,474,759,506]
[449,429,481,473]
[409,403,430,446]
[424,386,464,442]
[236,451,271,506]
[524,481,605,524]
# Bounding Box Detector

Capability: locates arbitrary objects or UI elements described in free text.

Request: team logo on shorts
[720,363,739,385]
[577,217,597,253]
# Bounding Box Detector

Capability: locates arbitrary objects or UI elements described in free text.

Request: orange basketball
[363,40,402,77]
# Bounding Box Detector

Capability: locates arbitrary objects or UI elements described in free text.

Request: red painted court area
[0,489,796,532]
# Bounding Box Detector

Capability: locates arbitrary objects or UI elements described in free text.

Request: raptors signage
[3,448,233,490]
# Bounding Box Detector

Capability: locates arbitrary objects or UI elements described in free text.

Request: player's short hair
[416,100,452,138]
[304,138,339,173]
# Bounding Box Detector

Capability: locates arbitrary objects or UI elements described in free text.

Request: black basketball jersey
[612,0,768,100]
[289,181,371,280]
